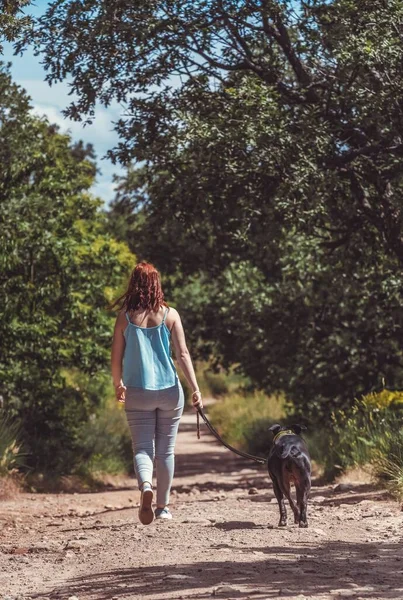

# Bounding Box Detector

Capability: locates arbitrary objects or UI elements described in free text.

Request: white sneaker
[155,507,172,520]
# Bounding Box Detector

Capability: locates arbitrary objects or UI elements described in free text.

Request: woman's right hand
[115,383,127,403]
[192,390,203,410]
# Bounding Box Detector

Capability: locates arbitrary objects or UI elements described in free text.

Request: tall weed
[372,431,403,500]
[0,412,27,476]
[321,389,403,490]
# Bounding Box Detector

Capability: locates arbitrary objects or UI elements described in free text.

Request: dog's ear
[268,424,281,435]
[292,424,307,435]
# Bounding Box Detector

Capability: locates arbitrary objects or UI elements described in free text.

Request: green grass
[312,389,403,487]
[371,430,403,500]
[209,391,285,457]
[0,412,27,476]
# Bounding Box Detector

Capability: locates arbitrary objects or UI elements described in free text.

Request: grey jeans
[125,384,184,506]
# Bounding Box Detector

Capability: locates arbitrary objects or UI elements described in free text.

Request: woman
[110,262,202,525]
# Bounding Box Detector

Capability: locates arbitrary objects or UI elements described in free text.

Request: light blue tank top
[122,308,178,390]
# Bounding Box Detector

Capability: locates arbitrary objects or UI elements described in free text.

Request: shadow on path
[37,539,403,600]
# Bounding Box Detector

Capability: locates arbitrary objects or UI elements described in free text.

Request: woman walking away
[110,262,203,525]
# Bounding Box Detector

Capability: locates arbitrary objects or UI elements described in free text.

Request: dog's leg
[282,480,300,524]
[296,478,310,528]
[270,475,287,527]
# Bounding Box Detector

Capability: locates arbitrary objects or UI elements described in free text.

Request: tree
[0,1,31,52]
[0,63,134,472]
[18,0,403,263]
[14,1,403,419]
[107,70,403,421]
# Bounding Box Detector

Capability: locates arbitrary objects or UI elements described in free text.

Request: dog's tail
[275,444,302,460]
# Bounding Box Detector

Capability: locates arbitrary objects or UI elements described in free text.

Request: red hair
[110,262,167,313]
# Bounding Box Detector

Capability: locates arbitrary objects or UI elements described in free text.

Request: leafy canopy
[0,1,32,52]
[12,1,403,419]
[0,63,134,472]
[17,0,403,262]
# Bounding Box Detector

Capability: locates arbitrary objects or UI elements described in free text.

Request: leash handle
[196,410,200,439]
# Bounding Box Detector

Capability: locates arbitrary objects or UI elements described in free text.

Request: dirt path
[1,407,403,600]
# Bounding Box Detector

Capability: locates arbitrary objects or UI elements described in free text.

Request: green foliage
[0,1,32,52]
[200,366,248,398]
[22,0,403,261]
[0,411,26,476]
[99,3,402,422]
[15,3,403,421]
[164,254,402,422]
[0,63,135,474]
[373,443,403,501]
[209,391,285,456]
[332,390,403,467]
[317,389,403,482]
[72,372,133,477]
[203,371,229,398]
[177,362,246,405]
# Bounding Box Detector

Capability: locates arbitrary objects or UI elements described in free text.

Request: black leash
[196,406,266,465]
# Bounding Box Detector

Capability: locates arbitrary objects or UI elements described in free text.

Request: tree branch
[328,141,403,167]
[257,0,318,99]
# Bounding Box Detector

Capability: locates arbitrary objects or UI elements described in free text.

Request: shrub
[66,370,133,477]
[0,412,27,476]
[75,397,133,477]
[19,369,134,480]
[371,428,403,500]
[177,362,238,405]
[202,365,249,397]
[202,371,229,397]
[209,391,285,456]
[333,390,403,465]
[317,389,403,485]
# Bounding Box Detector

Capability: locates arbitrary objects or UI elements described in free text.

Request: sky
[1,1,125,204]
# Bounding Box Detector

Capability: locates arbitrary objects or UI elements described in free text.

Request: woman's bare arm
[111,311,127,402]
[170,309,202,408]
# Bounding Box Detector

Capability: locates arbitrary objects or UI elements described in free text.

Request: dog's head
[268,423,307,436]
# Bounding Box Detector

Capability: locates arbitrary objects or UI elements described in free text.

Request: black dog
[267,424,311,528]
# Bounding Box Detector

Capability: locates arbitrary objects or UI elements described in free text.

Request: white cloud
[5,54,128,204]
[31,102,121,152]
[29,101,124,205]
[20,78,73,110]
[92,178,123,202]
